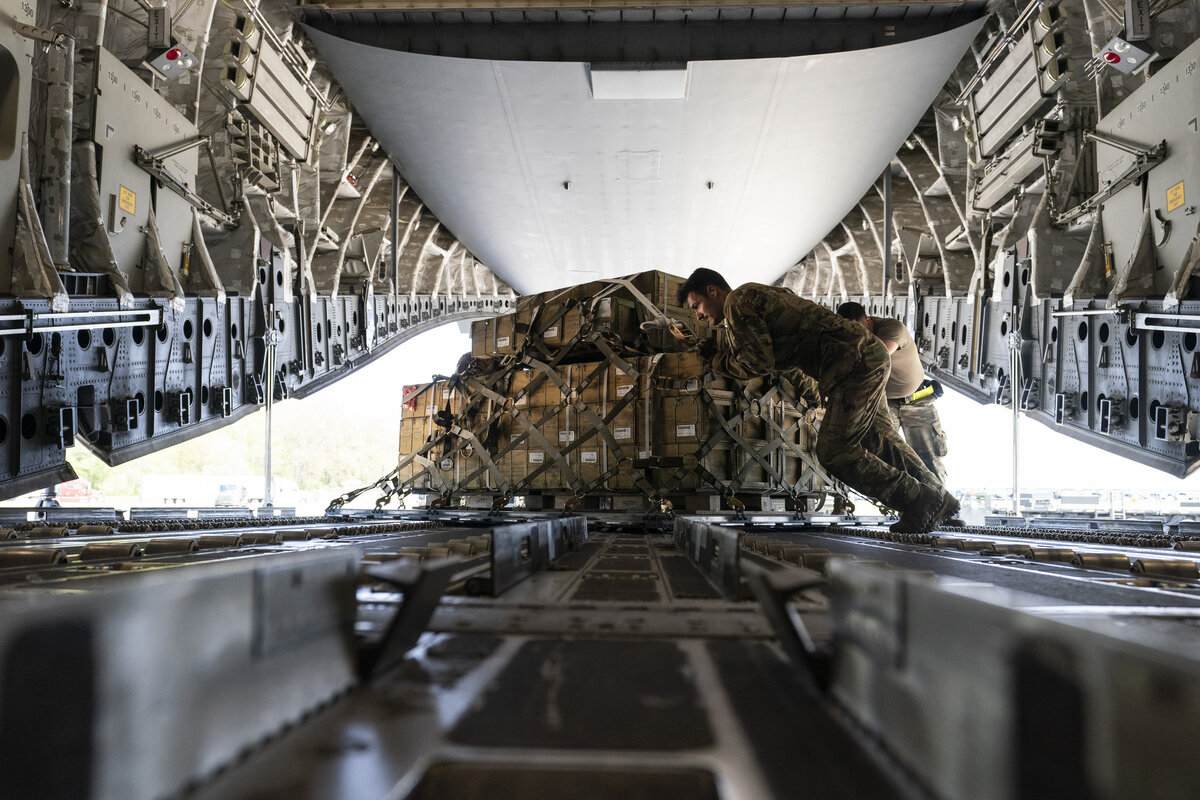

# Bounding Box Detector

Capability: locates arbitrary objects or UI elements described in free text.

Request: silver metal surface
[303,20,982,292]
[92,48,199,278]
[0,547,360,800]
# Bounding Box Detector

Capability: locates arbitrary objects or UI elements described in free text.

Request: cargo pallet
[342,271,850,514]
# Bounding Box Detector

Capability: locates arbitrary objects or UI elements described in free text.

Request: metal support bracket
[473,516,588,596]
[674,518,744,599]
[359,556,487,680]
[742,562,833,693]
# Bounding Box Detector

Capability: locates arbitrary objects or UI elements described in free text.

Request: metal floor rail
[0,509,1198,800]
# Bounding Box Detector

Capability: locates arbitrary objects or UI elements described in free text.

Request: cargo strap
[380,302,846,508]
[587,332,638,376]
[525,292,578,356]
[452,357,627,494]
[512,355,662,497]
[753,383,838,490]
[596,276,697,346]
[447,424,512,495]
[698,387,796,499]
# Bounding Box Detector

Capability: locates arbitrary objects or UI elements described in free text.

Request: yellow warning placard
[118,185,136,215]
[1167,181,1185,213]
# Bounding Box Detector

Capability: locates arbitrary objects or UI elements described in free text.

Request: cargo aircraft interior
[2,0,1200,797]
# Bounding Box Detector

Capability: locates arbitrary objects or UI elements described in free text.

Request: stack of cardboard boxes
[469,272,702,361]
[398,271,825,503]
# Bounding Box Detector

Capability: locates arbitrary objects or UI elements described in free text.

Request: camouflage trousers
[888,395,949,486]
[814,342,942,512]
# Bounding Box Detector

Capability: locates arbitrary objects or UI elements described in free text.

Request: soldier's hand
[695,337,718,361]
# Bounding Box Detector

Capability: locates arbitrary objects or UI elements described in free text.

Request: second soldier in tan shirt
[837,302,949,485]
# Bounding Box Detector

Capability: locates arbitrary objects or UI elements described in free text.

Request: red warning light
[1103,51,1121,64]
[166,48,181,61]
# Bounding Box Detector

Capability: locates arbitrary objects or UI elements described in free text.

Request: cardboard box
[397,417,422,483]
[530,415,557,490]
[470,319,493,357]
[591,296,640,342]
[428,380,458,417]
[610,368,640,405]
[607,400,640,490]
[571,362,605,405]
[510,370,534,409]
[493,307,529,355]
[401,382,434,420]
[497,414,527,487]
[576,444,603,487]
[533,374,563,409]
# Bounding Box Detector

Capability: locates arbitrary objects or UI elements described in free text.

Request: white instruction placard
[580,451,598,463]
[676,424,696,438]
[529,451,545,463]
[614,427,632,439]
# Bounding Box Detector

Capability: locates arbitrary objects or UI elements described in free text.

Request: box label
[580,451,598,463]
[686,378,700,392]
[529,451,545,463]
[558,430,576,443]
[616,384,634,397]
[543,326,559,339]
[1167,180,1186,213]
[442,389,453,399]
[676,424,696,438]
[497,336,511,348]
[614,427,632,439]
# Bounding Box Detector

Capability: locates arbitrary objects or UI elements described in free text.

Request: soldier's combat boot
[924,490,961,532]
[889,486,940,534]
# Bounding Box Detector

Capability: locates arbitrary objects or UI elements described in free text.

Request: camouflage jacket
[710,283,879,392]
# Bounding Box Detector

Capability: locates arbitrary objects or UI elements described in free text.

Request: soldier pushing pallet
[678,268,959,534]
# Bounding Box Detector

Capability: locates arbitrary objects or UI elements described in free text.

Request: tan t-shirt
[872,317,925,399]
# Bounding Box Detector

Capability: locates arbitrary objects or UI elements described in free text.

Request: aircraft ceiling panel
[306,20,982,294]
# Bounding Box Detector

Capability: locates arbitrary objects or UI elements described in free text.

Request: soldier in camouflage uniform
[837,302,949,484]
[679,268,958,533]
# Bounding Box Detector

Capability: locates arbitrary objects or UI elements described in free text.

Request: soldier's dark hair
[678,268,731,305]
[836,302,868,322]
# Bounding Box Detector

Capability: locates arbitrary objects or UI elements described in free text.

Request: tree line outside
[60,324,474,507]
[68,393,401,505]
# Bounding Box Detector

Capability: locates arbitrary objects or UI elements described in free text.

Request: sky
[315,321,474,409]
[938,389,1197,493]
[352,323,1200,495]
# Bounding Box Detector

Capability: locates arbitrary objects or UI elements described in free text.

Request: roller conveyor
[2,510,1200,800]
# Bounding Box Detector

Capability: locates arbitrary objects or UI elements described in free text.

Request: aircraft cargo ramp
[2,508,1200,799]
